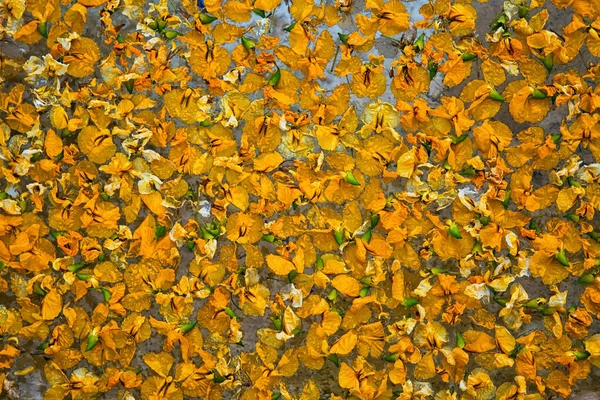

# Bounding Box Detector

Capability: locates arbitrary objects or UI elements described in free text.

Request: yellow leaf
[329,331,358,355]
[392,271,405,301]
[331,275,360,297]
[44,130,63,159]
[338,362,359,389]
[414,351,436,380]
[41,289,62,321]
[77,126,116,164]
[266,254,296,276]
[462,330,496,353]
[50,106,69,130]
[254,152,284,172]
[143,352,174,377]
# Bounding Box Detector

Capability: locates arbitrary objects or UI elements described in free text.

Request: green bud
[370,213,380,228]
[200,120,214,127]
[555,250,569,267]
[100,193,110,201]
[508,343,522,358]
[262,233,275,243]
[531,88,547,99]
[0,192,7,200]
[272,393,282,400]
[326,354,340,367]
[490,13,507,30]
[252,8,266,17]
[488,88,505,102]
[100,288,112,302]
[541,307,555,316]
[456,332,466,348]
[86,333,99,351]
[156,18,167,32]
[212,370,226,384]
[359,276,372,286]
[288,270,298,283]
[334,229,344,245]
[567,177,580,187]
[589,231,599,241]
[60,129,71,138]
[461,52,477,61]
[224,306,239,319]
[338,33,349,44]
[401,298,419,308]
[199,13,218,24]
[575,350,591,360]
[528,219,539,232]
[271,316,282,331]
[116,34,125,44]
[451,133,468,144]
[565,213,580,222]
[431,267,447,275]
[37,342,49,351]
[523,298,544,310]
[37,21,49,38]
[382,353,399,362]
[316,256,324,271]
[284,22,296,32]
[541,53,553,73]
[359,287,370,297]
[207,223,220,236]
[186,240,195,251]
[494,297,508,306]
[164,30,179,40]
[460,166,476,176]
[155,225,167,239]
[54,151,64,162]
[472,241,483,254]
[448,222,462,239]
[443,158,452,170]
[551,133,562,144]
[201,226,215,240]
[578,273,595,285]
[50,230,64,239]
[501,190,511,209]
[241,36,256,52]
[179,321,197,334]
[33,282,46,297]
[362,228,372,243]
[413,33,425,51]
[428,62,438,80]
[518,5,529,18]
[76,273,91,281]
[268,68,281,87]
[343,170,360,186]
[124,79,135,94]
[98,253,105,262]
[327,289,338,301]
[148,20,158,30]
[68,263,86,273]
